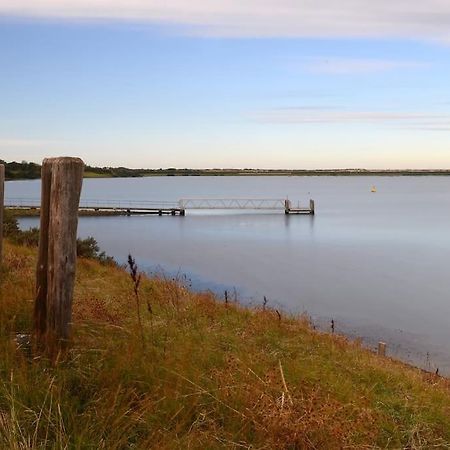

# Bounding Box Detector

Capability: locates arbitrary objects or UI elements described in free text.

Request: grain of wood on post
[35,159,54,338]
[34,157,84,349]
[0,164,4,266]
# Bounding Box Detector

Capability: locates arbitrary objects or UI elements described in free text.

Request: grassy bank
[6,207,128,218]
[1,241,450,448]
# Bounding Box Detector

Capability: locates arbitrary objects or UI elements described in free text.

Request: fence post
[35,159,54,339]
[34,157,84,351]
[0,164,4,266]
[377,341,386,357]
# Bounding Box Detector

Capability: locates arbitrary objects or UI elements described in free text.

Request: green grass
[83,171,111,178]
[6,208,126,217]
[1,241,450,449]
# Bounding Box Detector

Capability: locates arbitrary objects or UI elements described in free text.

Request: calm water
[6,176,450,372]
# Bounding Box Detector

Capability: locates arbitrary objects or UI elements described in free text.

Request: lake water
[6,176,450,373]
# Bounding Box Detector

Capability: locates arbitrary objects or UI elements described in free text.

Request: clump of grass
[1,240,450,448]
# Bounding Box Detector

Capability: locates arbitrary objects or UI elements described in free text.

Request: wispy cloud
[0,138,63,148]
[254,107,450,130]
[300,58,428,75]
[1,0,450,41]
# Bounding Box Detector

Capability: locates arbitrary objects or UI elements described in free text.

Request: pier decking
[5,197,315,216]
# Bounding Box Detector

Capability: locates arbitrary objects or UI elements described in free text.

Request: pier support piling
[284,199,291,214]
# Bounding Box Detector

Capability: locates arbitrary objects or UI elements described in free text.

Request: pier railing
[5,197,179,210]
[178,198,287,210]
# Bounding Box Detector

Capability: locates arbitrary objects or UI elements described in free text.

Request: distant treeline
[0,160,41,180]
[2,159,450,180]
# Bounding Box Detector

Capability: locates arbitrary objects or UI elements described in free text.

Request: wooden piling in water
[34,157,84,351]
[0,164,4,267]
[310,199,315,215]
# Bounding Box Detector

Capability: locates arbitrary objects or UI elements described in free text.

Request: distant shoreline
[4,163,450,181]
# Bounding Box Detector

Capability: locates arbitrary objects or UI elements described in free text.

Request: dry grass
[1,241,450,449]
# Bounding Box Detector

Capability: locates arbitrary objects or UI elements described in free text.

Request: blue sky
[1,1,450,168]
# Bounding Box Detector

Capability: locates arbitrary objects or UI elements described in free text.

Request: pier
[178,198,314,215]
[5,197,315,216]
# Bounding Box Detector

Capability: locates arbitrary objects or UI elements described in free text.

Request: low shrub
[3,211,115,265]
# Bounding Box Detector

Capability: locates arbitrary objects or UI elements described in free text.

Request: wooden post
[34,157,84,349]
[0,164,4,266]
[378,341,386,357]
[309,199,315,215]
[35,159,54,338]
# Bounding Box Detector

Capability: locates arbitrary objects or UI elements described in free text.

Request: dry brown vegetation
[1,241,450,449]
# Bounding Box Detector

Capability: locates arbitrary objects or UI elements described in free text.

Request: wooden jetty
[5,197,315,216]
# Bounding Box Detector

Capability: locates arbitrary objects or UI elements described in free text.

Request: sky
[1,1,450,169]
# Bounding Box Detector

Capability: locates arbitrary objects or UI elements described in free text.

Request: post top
[43,157,84,166]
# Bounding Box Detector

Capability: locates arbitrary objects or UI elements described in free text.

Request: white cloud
[1,0,450,41]
[255,107,450,130]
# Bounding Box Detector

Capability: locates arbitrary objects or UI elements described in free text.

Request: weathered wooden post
[35,159,54,339]
[309,199,315,215]
[0,164,4,266]
[34,157,84,351]
[378,341,386,357]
